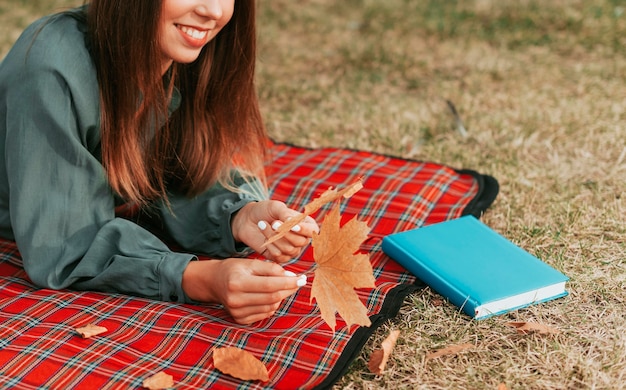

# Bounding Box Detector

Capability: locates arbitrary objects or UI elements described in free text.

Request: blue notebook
[381,216,569,319]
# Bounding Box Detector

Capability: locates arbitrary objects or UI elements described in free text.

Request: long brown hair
[87,0,267,205]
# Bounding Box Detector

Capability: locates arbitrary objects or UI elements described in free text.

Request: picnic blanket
[0,141,498,389]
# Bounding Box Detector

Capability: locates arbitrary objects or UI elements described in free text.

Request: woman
[0,0,318,325]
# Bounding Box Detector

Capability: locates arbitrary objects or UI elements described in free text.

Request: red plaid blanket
[0,142,497,389]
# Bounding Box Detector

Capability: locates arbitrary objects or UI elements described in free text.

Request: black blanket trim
[456,170,500,219]
[314,283,422,390]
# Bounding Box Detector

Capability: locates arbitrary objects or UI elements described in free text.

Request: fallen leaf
[431,298,444,307]
[75,323,108,339]
[310,201,375,330]
[425,343,474,361]
[368,329,401,375]
[497,383,509,390]
[506,321,560,335]
[262,178,363,248]
[213,347,270,382]
[142,371,174,389]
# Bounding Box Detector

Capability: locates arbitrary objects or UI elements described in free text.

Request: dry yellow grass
[2,1,625,389]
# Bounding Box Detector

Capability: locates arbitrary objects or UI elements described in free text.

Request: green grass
[2,0,626,388]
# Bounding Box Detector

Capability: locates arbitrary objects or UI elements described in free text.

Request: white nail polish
[258,221,268,230]
[271,221,282,231]
[284,270,297,277]
[296,277,307,287]
[290,224,302,233]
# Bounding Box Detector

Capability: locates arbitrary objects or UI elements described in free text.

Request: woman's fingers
[229,303,281,325]
[182,258,308,324]
[231,261,306,294]
[257,220,308,262]
[258,220,317,263]
[233,201,320,262]
[225,263,307,324]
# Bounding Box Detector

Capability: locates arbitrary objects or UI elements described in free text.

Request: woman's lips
[176,24,210,48]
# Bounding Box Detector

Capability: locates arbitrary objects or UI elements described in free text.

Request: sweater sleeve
[154,179,264,258]
[0,15,194,303]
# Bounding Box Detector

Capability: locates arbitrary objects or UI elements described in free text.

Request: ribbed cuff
[219,196,257,256]
[158,251,196,303]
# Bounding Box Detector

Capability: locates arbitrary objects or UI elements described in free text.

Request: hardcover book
[381,216,569,319]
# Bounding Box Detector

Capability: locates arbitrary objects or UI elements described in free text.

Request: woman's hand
[182,258,307,324]
[182,201,317,324]
[231,200,319,263]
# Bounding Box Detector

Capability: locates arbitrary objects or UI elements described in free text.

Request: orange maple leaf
[310,200,375,330]
[213,347,270,382]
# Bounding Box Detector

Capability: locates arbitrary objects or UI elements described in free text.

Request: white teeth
[179,25,208,40]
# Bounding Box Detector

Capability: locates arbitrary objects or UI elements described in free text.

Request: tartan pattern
[0,142,490,389]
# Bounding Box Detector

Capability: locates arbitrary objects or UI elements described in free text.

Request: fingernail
[258,221,268,231]
[296,276,307,287]
[290,224,301,233]
[284,270,297,277]
[271,221,282,231]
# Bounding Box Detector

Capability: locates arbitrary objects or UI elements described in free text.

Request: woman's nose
[195,0,224,20]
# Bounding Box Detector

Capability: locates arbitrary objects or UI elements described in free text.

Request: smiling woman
[0,0,318,325]
[159,0,235,72]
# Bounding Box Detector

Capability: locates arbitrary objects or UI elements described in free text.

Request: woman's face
[158,0,235,73]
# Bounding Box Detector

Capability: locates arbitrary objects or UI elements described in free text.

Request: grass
[2,0,625,388]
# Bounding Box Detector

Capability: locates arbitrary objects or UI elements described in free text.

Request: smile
[177,25,208,40]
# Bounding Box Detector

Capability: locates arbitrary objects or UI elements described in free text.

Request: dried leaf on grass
[368,329,401,375]
[506,321,560,335]
[262,178,364,248]
[310,201,375,330]
[431,298,444,307]
[142,371,174,390]
[213,347,270,382]
[425,343,474,361]
[75,323,108,339]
